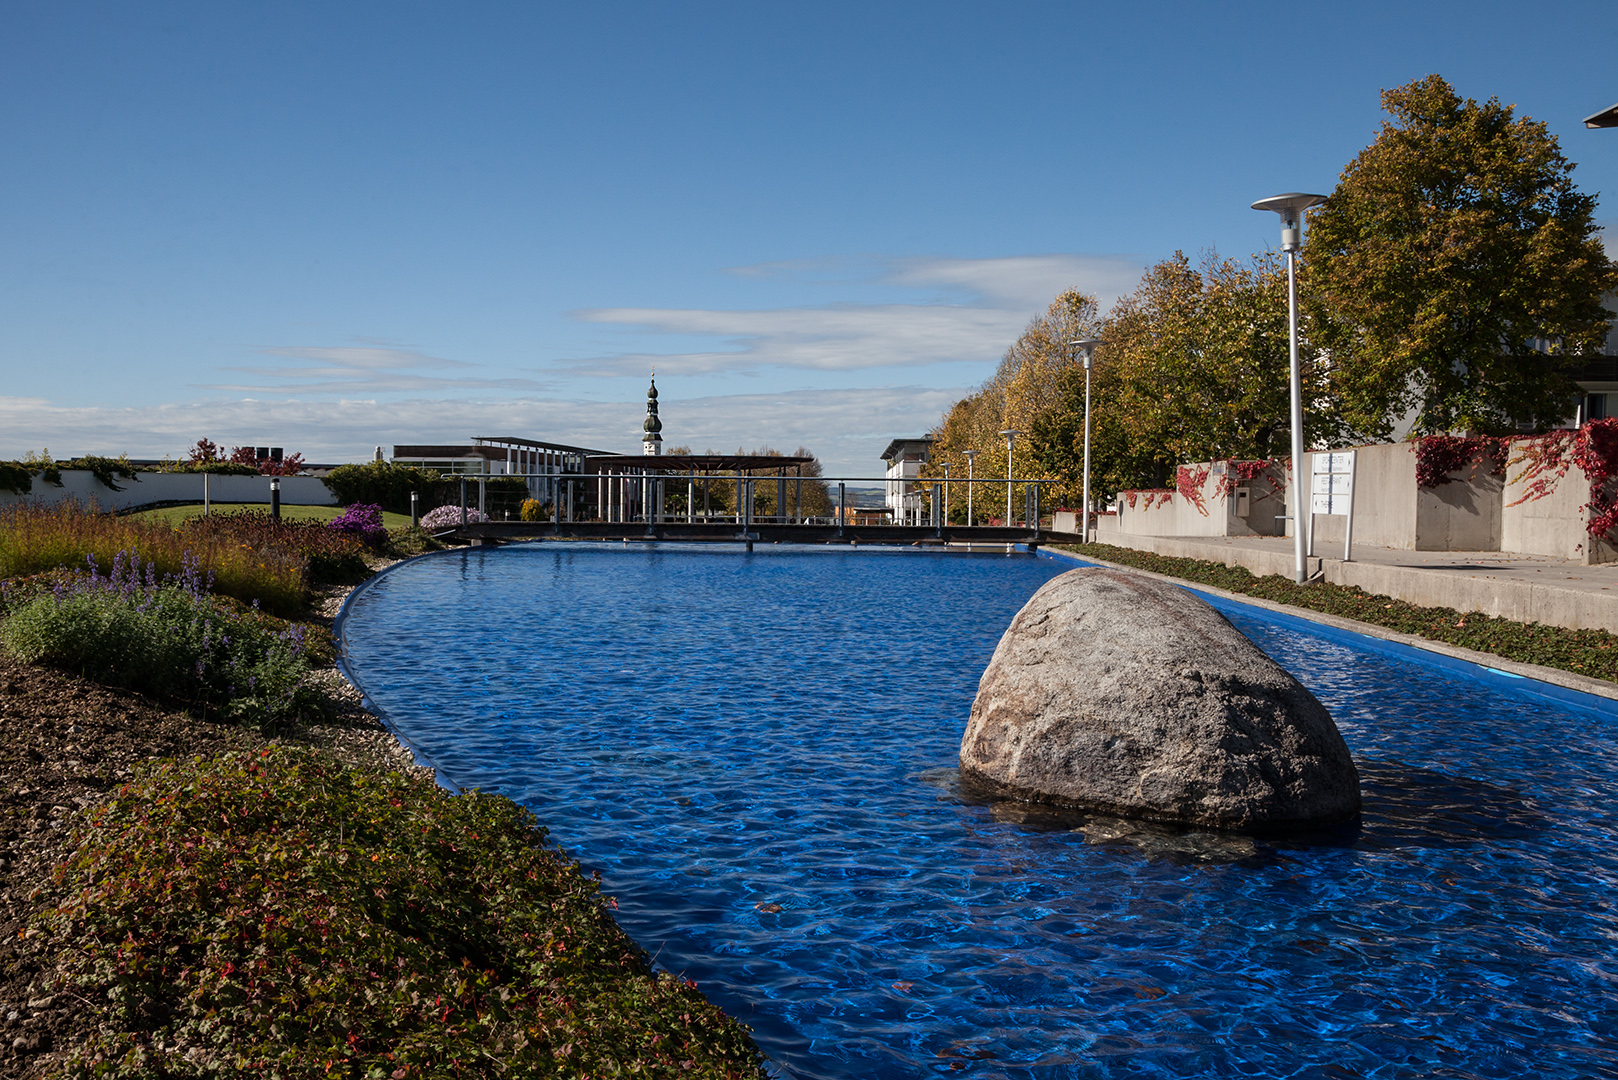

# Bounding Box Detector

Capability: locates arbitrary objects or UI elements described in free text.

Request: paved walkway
[1087,530,1618,633]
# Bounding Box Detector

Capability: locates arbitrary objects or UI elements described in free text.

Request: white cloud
[0,386,959,478]
[205,343,554,395]
[568,253,1143,376]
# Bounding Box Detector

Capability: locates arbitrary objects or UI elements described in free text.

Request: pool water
[337,544,1618,1079]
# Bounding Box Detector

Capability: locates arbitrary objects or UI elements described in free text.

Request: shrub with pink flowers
[420,504,488,529]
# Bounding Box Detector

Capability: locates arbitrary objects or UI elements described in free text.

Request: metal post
[459,478,468,526]
[933,482,943,537]
[410,490,419,527]
[942,463,951,525]
[1000,430,1020,525]
[688,474,695,524]
[1253,193,1326,584]
[1082,361,1093,542]
[838,481,846,538]
[964,449,976,527]
[1343,452,1357,563]
[270,476,280,520]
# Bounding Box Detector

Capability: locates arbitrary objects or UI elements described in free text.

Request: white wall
[0,470,337,512]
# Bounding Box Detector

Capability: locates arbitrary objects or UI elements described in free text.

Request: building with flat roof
[881,437,933,527]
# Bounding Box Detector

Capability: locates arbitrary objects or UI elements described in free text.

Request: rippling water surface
[338,543,1618,1079]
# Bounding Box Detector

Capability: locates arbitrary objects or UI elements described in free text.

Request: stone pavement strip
[1088,532,1618,635]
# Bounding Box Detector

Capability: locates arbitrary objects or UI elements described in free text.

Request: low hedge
[39,747,768,1079]
[1061,542,1618,682]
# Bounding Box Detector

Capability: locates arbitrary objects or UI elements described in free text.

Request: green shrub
[39,747,768,1079]
[383,525,448,558]
[322,462,446,516]
[0,552,323,731]
[519,497,546,522]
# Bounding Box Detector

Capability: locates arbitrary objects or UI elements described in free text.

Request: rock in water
[960,568,1360,831]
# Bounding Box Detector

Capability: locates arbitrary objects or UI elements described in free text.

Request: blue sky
[2,1,1615,476]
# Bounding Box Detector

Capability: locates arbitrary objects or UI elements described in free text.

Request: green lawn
[128,503,416,529]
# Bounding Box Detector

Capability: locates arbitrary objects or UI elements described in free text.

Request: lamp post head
[1252,192,1328,251]
[1069,337,1104,370]
[963,449,978,458]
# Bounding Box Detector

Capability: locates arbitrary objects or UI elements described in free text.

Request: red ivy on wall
[1175,465,1210,517]
[1413,435,1508,489]
[1216,459,1277,499]
[1506,419,1618,540]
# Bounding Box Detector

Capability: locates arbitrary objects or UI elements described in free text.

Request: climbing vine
[1506,418,1618,540]
[1216,459,1277,499]
[1413,435,1508,488]
[1175,465,1210,516]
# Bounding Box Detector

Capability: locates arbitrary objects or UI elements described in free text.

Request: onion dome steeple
[641,372,663,456]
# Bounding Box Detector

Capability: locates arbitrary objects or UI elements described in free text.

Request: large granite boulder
[960,568,1360,832]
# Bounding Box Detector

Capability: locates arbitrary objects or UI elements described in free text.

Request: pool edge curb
[331,547,467,792]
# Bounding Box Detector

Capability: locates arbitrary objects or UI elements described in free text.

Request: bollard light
[269,476,281,520]
[1069,338,1104,543]
[1252,192,1327,584]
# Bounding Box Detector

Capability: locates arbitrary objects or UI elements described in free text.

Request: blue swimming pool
[337,543,1618,1079]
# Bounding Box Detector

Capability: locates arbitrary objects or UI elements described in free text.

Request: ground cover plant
[1061,542,1618,682]
[37,746,768,1079]
[0,550,323,731]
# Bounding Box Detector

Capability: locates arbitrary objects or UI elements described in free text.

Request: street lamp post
[1252,192,1327,585]
[1070,338,1103,543]
[999,429,1021,526]
[963,449,978,526]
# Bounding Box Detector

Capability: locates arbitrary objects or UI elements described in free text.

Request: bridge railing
[436,472,1061,534]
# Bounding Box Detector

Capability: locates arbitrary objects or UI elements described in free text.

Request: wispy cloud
[568,254,1144,376]
[204,343,553,396]
[0,386,959,478]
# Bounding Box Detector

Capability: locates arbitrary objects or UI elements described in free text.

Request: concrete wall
[0,470,337,512]
[1116,461,1288,539]
[1499,440,1618,564]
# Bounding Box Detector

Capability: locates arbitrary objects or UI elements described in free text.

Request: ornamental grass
[0,502,368,617]
[39,747,767,1079]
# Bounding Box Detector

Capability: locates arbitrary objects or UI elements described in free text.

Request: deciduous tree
[1307,74,1616,436]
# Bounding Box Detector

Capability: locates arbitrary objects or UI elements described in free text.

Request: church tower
[641,373,663,456]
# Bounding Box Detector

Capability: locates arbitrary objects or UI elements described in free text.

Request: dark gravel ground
[0,582,429,1078]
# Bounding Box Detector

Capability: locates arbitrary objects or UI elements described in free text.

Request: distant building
[1569,290,1618,424]
[880,437,933,526]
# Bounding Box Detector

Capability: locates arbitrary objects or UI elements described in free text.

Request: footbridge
[433,468,1084,551]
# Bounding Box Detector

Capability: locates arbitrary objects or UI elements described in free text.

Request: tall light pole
[999,429,1021,525]
[1070,338,1103,543]
[963,449,978,526]
[1252,192,1328,585]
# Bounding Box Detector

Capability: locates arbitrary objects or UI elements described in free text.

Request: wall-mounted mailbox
[1234,486,1251,517]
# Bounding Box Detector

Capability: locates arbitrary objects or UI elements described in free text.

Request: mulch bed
[0,582,428,1077]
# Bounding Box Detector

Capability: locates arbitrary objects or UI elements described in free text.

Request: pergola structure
[584,452,817,526]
